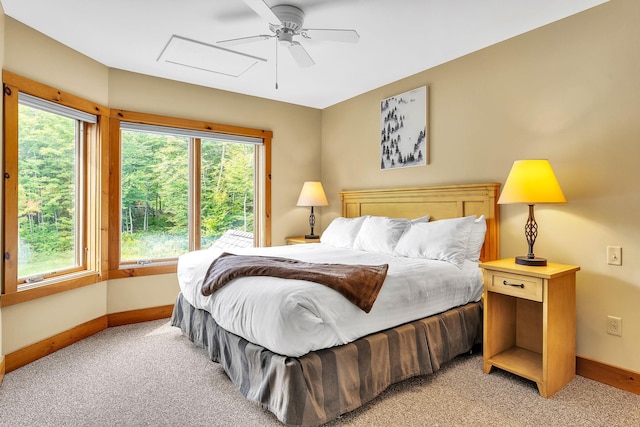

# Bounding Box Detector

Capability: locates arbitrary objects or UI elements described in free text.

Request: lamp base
[304,234,320,240]
[515,256,547,267]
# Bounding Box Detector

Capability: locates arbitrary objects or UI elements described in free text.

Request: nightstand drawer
[486,271,543,302]
[286,236,320,245]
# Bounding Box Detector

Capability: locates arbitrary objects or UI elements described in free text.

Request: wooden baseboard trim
[4,305,175,374]
[5,316,108,373]
[577,355,640,395]
[107,304,174,327]
[0,356,5,386]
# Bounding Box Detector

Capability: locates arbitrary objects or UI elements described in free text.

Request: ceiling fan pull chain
[275,37,279,90]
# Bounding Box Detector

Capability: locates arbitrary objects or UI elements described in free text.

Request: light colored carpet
[0,319,638,426]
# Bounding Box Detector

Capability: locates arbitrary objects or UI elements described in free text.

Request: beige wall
[106,274,178,315]
[4,17,109,106]
[0,17,322,354]
[2,284,107,354]
[322,0,640,373]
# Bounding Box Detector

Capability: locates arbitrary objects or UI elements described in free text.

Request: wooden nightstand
[480,258,580,397]
[285,236,321,245]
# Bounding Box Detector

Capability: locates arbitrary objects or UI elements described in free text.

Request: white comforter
[177,244,483,357]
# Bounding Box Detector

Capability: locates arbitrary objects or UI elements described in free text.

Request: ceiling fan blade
[301,29,360,43]
[243,0,281,25]
[217,34,273,47]
[288,41,315,67]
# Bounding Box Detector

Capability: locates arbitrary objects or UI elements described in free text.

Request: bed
[171,183,500,426]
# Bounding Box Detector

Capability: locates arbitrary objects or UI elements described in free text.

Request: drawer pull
[502,280,524,288]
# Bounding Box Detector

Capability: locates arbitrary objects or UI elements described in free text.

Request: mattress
[177,243,483,357]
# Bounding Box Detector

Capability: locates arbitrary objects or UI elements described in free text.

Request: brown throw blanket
[201,252,389,313]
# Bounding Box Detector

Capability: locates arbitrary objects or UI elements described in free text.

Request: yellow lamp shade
[297,181,328,239]
[296,181,329,207]
[498,160,566,205]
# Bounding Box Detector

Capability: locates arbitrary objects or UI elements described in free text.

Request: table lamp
[296,181,329,239]
[498,160,566,266]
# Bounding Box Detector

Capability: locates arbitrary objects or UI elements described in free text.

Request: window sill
[1,271,101,307]
[108,262,177,280]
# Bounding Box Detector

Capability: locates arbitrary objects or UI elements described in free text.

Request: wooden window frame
[107,110,272,280]
[1,71,110,307]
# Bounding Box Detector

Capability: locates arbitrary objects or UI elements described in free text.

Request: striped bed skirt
[171,292,482,426]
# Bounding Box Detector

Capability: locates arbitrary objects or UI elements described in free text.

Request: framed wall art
[380,86,429,170]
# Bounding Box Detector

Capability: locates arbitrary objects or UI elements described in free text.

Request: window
[112,113,271,273]
[199,138,255,248]
[2,72,272,302]
[119,123,259,263]
[3,72,105,300]
[120,126,190,261]
[17,96,89,279]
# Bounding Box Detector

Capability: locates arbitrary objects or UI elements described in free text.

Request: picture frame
[380,86,429,169]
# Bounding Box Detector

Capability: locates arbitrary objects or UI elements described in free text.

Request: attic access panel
[158,35,266,77]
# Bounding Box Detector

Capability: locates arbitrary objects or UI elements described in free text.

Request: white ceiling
[1,0,607,109]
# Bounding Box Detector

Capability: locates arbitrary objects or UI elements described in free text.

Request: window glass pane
[201,139,255,248]
[121,129,189,260]
[18,104,79,278]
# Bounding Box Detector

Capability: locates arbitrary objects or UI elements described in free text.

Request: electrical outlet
[607,246,622,266]
[607,316,622,336]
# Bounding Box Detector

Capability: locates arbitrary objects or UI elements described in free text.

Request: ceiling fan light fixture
[278,29,294,46]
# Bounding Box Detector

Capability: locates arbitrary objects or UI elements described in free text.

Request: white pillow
[320,216,368,248]
[394,215,475,268]
[353,216,410,254]
[466,215,487,262]
[411,214,431,224]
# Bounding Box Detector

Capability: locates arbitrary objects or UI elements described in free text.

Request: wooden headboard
[340,183,500,262]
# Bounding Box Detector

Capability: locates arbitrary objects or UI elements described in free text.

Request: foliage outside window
[118,122,260,266]
[120,129,190,261]
[18,103,83,279]
[200,139,255,248]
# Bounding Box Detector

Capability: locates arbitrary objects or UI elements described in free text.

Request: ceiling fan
[217,0,360,68]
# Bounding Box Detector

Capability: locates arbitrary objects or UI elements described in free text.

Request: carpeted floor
[0,319,638,426]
